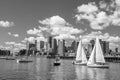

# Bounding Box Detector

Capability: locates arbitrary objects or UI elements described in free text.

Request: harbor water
[0,57,119,80]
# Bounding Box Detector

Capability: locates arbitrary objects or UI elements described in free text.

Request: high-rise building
[28,43,36,51]
[48,36,52,48]
[52,38,58,55]
[58,39,65,56]
[106,42,109,54]
[63,40,65,56]
[40,41,44,49]
[36,40,40,51]
[115,48,118,52]
[71,40,77,53]
[90,39,95,49]
[86,43,92,56]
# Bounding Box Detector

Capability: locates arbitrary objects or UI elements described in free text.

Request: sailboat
[72,38,87,65]
[87,37,109,68]
[17,38,33,63]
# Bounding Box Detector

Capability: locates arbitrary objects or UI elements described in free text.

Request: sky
[0,0,120,51]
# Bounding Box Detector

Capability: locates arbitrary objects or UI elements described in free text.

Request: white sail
[81,47,87,63]
[95,38,105,63]
[75,40,82,61]
[87,44,96,65]
[87,37,106,65]
[87,37,109,68]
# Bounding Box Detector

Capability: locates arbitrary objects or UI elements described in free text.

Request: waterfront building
[115,48,118,52]
[28,43,36,50]
[37,40,40,51]
[90,39,95,49]
[40,41,44,49]
[35,40,37,50]
[48,36,52,48]
[71,40,77,53]
[52,38,58,55]
[28,42,37,55]
[86,43,92,56]
[58,39,65,56]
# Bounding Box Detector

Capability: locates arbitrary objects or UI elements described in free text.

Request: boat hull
[17,59,33,63]
[72,61,87,65]
[53,61,61,66]
[87,64,109,68]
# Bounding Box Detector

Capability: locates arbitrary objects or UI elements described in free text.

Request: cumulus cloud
[5,41,26,51]
[81,31,120,49]
[75,0,120,30]
[25,37,36,43]
[99,1,107,9]
[83,31,120,42]
[36,36,47,42]
[0,45,11,50]
[27,28,43,36]
[22,36,47,45]
[109,42,120,49]
[39,15,84,35]
[77,2,98,14]
[54,34,76,40]
[39,15,68,26]
[26,15,84,42]
[0,21,14,27]
[8,32,19,37]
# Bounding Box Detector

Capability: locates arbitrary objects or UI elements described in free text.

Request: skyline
[0,0,120,51]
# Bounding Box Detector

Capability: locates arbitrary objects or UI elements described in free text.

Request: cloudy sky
[0,0,120,51]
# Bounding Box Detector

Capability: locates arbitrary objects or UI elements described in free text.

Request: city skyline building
[52,38,58,55]
[58,39,65,56]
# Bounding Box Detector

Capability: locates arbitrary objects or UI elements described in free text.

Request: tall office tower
[86,43,92,56]
[100,40,109,55]
[106,42,109,54]
[44,42,47,51]
[63,40,66,56]
[35,40,37,51]
[48,36,52,48]
[40,41,44,49]
[37,40,40,51]
[52,38,58,55]
[115,48,118,52]
[28,43,36,51]
[58,39,64,56]
[71,40,77,52]
[100,39,106,53]
[90,39,95,49]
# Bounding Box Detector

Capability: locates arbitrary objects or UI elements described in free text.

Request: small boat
[87,37,109,68]
[72,36,87,65]
[17,58,33,63]
[54,60,61,66]
[53,55,61,66]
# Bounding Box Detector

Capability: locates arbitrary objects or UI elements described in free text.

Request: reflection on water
[87,68,108,80]
[0,57,119,80]
[75,66,88,80]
